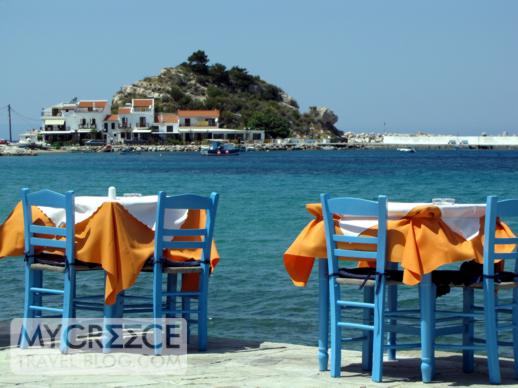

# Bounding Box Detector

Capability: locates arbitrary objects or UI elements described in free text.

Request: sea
[1,150,518,350]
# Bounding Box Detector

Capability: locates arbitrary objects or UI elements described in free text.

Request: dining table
[283,200,516,380]
[0,191,220,306]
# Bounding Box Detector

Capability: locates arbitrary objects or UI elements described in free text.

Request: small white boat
[396,147,416,153]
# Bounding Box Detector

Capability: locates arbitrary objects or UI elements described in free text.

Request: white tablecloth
[339,202,485,240]
[38,195,188,231]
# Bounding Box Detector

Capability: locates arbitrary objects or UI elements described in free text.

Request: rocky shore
[0,145,38,156]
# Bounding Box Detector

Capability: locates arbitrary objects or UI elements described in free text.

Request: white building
[39,98,264,144]
[153,113,180,134]
[178,109,219,128]
[383,134,518,147]
[41,100,110,144]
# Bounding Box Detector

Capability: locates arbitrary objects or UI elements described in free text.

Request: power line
[9,107,41,123]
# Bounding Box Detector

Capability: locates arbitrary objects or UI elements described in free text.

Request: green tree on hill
[187,50,209,74]
[247,109,290,139]
[209,63,229,84]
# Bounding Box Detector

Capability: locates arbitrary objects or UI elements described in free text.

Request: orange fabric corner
[283,203,517,288]
[0,201,221,305]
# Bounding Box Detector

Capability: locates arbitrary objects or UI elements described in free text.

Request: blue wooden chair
[121,192,218,354]
[431,196,518,384]
[20,188,105,353]
[321,194,421,382]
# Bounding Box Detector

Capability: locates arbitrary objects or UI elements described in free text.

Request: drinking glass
[432,198,455,205]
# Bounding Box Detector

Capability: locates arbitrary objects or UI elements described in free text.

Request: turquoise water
[1,150,518,347]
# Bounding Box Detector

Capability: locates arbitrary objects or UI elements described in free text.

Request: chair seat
[432,262,518,291]
[30,253,101,273]
[142,259,202,274]
[335,268,403,286]
[452,281,518,290]
[336,277,402,286]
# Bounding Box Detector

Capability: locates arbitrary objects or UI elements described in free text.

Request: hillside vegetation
[113,51,341,139]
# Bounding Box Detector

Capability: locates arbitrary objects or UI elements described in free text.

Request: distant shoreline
[3,143,518,156]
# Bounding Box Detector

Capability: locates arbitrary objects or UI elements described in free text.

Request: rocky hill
[112,51,341,139]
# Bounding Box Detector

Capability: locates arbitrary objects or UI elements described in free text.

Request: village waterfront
[1,149,518,351]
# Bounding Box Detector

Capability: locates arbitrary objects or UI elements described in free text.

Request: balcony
[76,108,105,113]
[78,124,97,129]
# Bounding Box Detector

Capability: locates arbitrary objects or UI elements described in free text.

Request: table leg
[318,259,329,372]
[419,273,436,383]
[103,291,124,353]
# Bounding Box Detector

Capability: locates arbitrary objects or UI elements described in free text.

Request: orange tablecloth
[284,203,515,286]
[0,202,220,304]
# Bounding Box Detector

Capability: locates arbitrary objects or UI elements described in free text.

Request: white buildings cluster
[29,98,264,145]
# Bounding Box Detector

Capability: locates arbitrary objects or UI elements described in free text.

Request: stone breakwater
[62,144,353,153]
[0,146,37,156]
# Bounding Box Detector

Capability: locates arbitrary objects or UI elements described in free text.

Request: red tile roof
[78,100,108,109]
[104,114,119,121]
[155,113,178,123]
[178,109,220,118]
[118,107,131,114]
[132,99,154,108]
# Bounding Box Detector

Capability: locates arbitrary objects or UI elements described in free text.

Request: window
[185,118,191,127]
[111,123,115,130]
[104,123,108,130]
[139,117,146,127]
[167,125,173,132]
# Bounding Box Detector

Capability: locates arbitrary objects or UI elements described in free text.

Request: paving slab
[0,337,516,387]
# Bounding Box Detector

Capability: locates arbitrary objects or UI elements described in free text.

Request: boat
[201,140,239,156]
[119,148,141,155]
[396,147,416,153]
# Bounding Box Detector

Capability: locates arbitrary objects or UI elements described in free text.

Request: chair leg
[166,274,177,318]
[484,280,500,384]
[371,278,386,383]
[182,296,191,344]
[419,274,436,383]
[362,286,374,371]
[198,271,209,351]
[71,272,77,318]
[32,270,43,318]
[60,268,76,354]
[153,262,163,356]
[462,288,475,373]
[387,284,397,361]
[513,287,518,379]
[329,279,341,377]
[318,260,329,372]
[20,263,35,348]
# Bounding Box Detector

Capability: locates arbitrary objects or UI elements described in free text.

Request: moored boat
[396,147,416,153]
[201,140,239,156]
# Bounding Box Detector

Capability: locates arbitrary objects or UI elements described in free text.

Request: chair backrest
[154,192,219,265]
[321,194,388,275]
[21,188,76,263]
[483,196,518,276]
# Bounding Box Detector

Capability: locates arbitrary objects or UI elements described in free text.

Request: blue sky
[1,0,517,137]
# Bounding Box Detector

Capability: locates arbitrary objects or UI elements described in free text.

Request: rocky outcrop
[112,52,340,138]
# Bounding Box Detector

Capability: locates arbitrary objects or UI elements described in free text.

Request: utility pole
[7,104,12,142]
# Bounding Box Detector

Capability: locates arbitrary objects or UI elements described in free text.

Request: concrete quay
[0,337,516,387]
